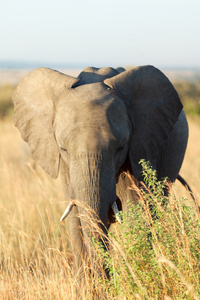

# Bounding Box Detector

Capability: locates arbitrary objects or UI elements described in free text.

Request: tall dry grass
[0,117,199,299]
[0,121,72,299]
[176,116,200,201]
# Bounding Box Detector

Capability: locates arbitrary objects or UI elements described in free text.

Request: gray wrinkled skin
[12,65,188,273]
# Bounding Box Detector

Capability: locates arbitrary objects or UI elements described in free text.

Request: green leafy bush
[97,161,200,299]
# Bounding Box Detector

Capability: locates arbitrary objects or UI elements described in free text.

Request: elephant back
[77,66,125,85]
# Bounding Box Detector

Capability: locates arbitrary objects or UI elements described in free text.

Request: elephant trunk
[65,153,116,263]
[70,154,116,229]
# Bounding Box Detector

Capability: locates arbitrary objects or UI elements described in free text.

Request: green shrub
[97,161,200,299]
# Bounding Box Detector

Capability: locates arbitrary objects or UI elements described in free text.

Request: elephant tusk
[111,201,122,224]
[60,201,74,222]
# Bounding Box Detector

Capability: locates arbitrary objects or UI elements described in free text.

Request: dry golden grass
[0,117,199,299]
[0,120,72,299]
[176,116,200,202]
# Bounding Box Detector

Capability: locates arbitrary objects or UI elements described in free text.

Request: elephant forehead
[54,83,130,142]
[56,98,108,126]
[56,82,128,123]
[55,100,130,146]
[58,96,128,127]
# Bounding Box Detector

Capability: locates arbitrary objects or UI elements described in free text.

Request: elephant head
[13,65,186,271]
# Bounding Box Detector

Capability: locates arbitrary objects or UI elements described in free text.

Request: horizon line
[0,60,200,71]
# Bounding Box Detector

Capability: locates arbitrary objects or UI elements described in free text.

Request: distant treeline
[0,80,200,119]
[174,81,200,115]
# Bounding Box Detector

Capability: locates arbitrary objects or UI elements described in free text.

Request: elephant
[12,65,189,274]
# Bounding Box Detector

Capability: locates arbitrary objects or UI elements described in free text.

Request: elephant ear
[13,68,79,178]
[104,65,183,179]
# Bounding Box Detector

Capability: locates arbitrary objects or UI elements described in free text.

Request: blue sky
[1,0,200,69]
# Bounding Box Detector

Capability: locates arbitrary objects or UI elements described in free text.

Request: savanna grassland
[0,73,200,299]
